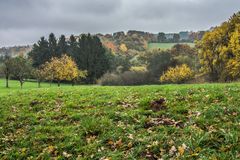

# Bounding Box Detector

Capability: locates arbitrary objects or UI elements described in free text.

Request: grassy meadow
[148,43,195,50]
[0,79,61,96]
[0,79,240,159]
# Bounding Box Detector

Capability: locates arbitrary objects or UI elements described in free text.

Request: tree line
[29,33,110,84]
[156,31,205,43]
[0,54,87,88]
[0,33,110,88]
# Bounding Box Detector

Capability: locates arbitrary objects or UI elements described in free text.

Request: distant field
[148,43,195,50]
[0,81,240,159]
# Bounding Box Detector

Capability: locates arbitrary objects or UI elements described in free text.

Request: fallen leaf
[169,146,177,155]
[116,139,123,148]
[178,146,185,156]
[108,140,114,145]
[128,134,134,140]
[128,142,133,148]
[63,151,72,158]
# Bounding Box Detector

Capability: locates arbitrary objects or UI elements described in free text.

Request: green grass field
[0,79,61,96]
[148,43,195,50]
[0,80,240,159]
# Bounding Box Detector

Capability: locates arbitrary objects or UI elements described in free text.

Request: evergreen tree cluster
[29,33,110,83]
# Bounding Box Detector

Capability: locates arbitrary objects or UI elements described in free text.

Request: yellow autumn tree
[197,23,229,81]
[43,55,87,86]
[197,12,240,81]
[160,64,194,84]
[119,44,128,53]
[227,25,240,78]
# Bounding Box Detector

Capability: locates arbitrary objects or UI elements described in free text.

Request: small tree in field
[10,56,32,89]
[44,55,87,86]
[43,61,55,86]
[32,67,46,88]
[0,55,13,88]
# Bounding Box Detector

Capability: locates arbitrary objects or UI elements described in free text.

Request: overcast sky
[0,0,239,47]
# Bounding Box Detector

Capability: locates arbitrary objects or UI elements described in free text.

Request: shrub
[98,71,154,86]
[120,71,152,85]
[160,64,194,84]
[97,72,122,86]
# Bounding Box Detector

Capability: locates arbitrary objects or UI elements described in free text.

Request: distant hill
[0,30,205,57]
[97,30,204,55]
[0,45,32,57]
[97,30,152,55]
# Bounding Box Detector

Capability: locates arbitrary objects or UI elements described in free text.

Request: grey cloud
[53,0,122,15]
[0,0,239,46]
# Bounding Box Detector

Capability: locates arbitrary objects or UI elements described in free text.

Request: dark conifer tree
[78,34,109,83]
[48,33,57,57]
[28,37,50,68]
[57,35,68,57]
[67,35,78,58]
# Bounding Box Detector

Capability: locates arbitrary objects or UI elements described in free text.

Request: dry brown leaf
[128,142,133,148]
[116,139,123,148]
[178,146,185,156]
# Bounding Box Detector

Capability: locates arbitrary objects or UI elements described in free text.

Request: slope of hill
[98,30,203,54]
[0,81,239,159]
[97,30,152,54]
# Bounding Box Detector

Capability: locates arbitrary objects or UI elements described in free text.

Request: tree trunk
[6,75,9,88]
[38,81,41,88]
[72,80,75,86]
[20,81,23,89]
[58,81,60,87]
